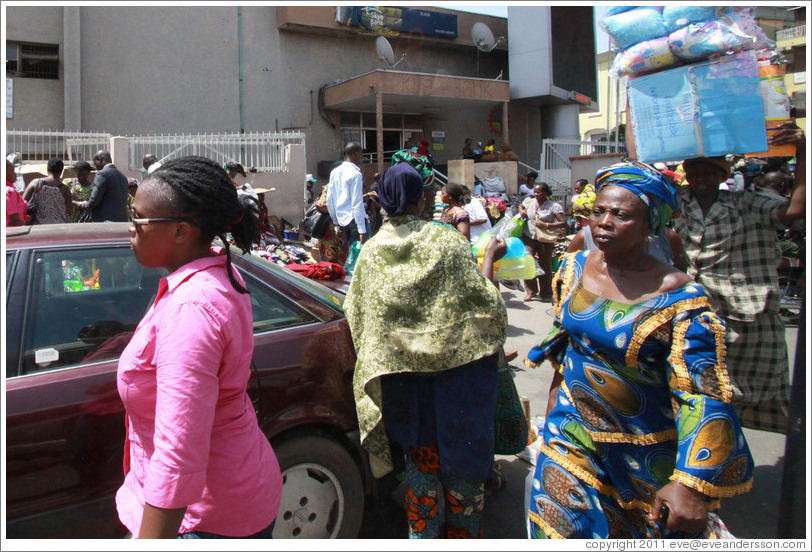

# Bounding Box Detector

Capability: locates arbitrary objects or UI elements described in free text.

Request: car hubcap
[273,463,345,538]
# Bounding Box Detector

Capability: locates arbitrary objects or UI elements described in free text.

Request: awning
[322,69,511,172]
[323,69,510,113]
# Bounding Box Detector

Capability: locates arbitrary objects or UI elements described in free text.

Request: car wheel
[272,435,364,539]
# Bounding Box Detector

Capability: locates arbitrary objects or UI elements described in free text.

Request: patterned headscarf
[377,162,424,216]
[595,161,680,235]
[391,149,435,189]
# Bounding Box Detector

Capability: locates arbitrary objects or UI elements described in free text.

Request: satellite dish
[472,22,497,52]
[376,36,395,66]
[375,36,407,69]
[471,22,505,77]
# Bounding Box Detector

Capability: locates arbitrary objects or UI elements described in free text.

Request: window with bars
[6,42,60,80]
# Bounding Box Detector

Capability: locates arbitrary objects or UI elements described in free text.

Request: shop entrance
[363,130,405,159]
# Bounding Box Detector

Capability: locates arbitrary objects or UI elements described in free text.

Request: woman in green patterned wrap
[344,162,508,539]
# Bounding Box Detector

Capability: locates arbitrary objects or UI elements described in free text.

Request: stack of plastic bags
[603,6,775,78]
[471,210,537,281]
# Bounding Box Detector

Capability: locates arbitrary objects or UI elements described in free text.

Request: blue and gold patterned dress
[527,251,753,539]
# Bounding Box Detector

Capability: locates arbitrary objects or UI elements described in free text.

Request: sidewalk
[489,285,798,539]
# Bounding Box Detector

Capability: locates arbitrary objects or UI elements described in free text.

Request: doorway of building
[363,130,403,162]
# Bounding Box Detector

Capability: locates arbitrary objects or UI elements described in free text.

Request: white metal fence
[539,139,626,204]
[6,130,111,164]
[126,131,307,173]
[6,130,307,173]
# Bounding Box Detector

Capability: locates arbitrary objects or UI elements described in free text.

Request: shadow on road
[719,459,784,539]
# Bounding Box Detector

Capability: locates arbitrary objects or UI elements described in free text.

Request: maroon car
[5,223,367,539]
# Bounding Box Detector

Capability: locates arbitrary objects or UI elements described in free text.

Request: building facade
[6,6,601,185]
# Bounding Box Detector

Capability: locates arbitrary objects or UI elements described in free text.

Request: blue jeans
[177,521,275,539]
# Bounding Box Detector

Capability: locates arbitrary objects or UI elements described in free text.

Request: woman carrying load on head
[526,161,753,539]
[344,161,508,539]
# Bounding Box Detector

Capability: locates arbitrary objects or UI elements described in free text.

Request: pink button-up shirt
[6,180,27,225]
[116,256,282,536]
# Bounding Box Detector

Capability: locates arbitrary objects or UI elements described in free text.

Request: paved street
[360,283,801,539]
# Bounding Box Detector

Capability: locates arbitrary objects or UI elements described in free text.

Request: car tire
[272,435,365,539]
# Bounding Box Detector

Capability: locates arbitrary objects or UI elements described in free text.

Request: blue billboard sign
[338,6,459,38]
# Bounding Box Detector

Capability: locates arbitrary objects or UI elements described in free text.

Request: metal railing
[539,139,626,208]
[518,160,539,175]
[432,168,448,187]
[6,130,111,164]
[777,25,805,42]
[127,131,306,173]
[361,149,400,164]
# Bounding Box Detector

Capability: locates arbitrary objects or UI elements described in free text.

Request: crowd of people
[6,150,134,227]
[5,152,277,237]
[314,122,805,539]
[462,137,521,165]
[3,120,805,539]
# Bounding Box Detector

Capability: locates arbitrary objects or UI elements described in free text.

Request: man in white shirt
[327,142,367,245]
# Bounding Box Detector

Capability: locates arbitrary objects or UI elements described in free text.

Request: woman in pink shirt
[117,156,283,538]
[5,159,27,226]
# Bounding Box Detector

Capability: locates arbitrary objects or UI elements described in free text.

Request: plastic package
[505,236,526,258]
[343,241,363,276]
[601,6,667,50]
[471,210,523,257]
[669,7,775,62]
[610,36,678,77]
[746,63,795,158]
[662,5,718,32]
[605,6,638,18]
[627,50,768,162]
[669,19,752,61]
[607,6,776,80]
[493,254,536,281]
[724,7,775,51]
[758,64,791,120]
[471,215,535,280]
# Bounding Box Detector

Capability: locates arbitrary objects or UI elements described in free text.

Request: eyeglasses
[131,209,193,229]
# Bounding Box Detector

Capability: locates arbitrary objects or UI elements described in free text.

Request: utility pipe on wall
[63,7,82,130]
[238,7,246,164]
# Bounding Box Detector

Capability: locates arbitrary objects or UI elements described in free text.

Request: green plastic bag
[343,241,363,276]
[472,209,524,258]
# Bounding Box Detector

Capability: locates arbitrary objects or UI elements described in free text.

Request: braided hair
[144,155,260,293]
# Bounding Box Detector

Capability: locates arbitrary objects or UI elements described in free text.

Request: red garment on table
[285,261,346,280]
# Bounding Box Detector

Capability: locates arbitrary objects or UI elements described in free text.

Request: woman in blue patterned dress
[526,162,753,539]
